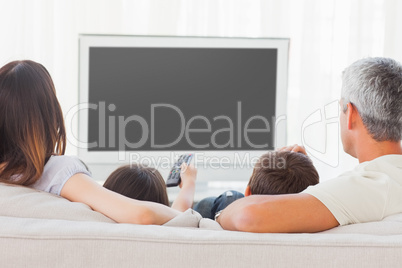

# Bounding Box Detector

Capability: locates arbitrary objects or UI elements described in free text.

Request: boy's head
[245,151,319,196]
[103,164,169,206]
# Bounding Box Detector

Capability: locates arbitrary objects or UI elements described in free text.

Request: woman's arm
[60,173,180,225]
[171,163,197,212]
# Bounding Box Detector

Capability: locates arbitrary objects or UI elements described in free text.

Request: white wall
[1,0,401,187]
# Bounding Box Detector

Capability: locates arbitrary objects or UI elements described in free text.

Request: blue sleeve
[31,155,92,195]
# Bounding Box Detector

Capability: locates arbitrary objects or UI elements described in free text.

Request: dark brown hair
[248,151,319,195]
[103,164,169,206]
[0,60,66,185]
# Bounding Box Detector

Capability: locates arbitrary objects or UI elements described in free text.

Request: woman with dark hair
[0,60,179,224]
[104,163,197,212]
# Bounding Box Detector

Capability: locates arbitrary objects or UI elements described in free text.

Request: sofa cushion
[0,182,115,223]
[320,213,402,235]
[199,218,224,230]
[163,208,202,227]
[0,182,210,227]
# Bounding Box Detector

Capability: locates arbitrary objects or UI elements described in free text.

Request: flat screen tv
[77,35,289,190]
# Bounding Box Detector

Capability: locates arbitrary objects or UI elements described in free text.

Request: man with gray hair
[217,57,402,233]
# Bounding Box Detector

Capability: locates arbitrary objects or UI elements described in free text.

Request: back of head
[249,151,319,195]
[341,57,402,142]
[103,164,170,206]
[0,60,66,185]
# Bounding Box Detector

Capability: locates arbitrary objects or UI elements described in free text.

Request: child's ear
[245,186,251,196]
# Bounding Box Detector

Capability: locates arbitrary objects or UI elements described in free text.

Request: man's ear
[245,185,251,196]
[346,102,355,130]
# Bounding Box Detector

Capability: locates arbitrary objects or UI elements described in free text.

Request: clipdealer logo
[65,101,277,150]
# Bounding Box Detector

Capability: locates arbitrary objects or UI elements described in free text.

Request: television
[76,35,289,199]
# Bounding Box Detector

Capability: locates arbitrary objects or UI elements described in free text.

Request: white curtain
[1,0,401,180]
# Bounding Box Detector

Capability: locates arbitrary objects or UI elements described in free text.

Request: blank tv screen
[88,47,277,151]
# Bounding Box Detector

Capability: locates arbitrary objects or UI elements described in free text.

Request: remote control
[166,154,193,187]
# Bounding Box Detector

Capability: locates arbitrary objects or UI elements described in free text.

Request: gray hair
[341,57,402,142]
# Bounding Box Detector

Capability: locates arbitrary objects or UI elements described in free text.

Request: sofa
[1,182,402,268]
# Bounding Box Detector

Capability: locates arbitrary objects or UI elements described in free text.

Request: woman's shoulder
[46,155,87,169]
[32,155,91,195]
[44,155,91,181]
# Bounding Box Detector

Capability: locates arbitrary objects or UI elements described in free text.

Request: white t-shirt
[31,155,91,195]
[303,154,402,226]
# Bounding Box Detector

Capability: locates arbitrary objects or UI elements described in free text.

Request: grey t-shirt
[31,155,91,195]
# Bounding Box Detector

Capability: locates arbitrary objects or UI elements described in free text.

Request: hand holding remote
[166,154,193,187]
[179,163,197,188]
[170,155,197,212]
